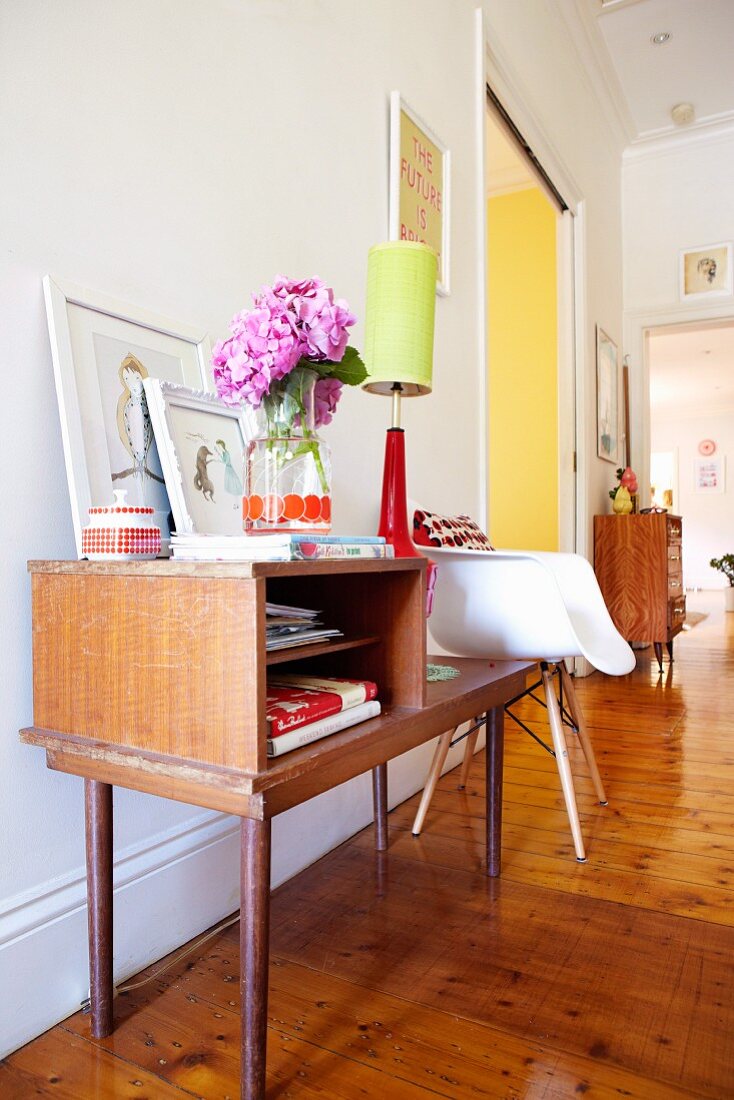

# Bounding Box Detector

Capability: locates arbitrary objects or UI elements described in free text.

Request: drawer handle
[669,555,680,561]
[669,580,681,588]
[670,526,681,536]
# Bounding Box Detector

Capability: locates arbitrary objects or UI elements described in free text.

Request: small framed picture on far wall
[694,455,725,493]
[680,242,733,300]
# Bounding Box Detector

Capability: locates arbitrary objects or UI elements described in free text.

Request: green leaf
[328,345,367,386]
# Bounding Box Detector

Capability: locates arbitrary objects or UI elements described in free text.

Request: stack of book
[265,601,343,652]
[266,674,381,757]
[170,533,394,561]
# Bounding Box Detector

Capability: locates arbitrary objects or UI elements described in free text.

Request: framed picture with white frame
[694,455,725,493]
[143,380,253,536]
[596,326,619,463]
[43,276,212,555]
[680,242,733,300]
[389,91,450,295]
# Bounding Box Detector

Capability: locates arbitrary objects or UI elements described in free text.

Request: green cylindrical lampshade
[362,241,437,396]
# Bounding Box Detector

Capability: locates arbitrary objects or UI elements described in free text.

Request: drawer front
[668,595,686,631]
[668,572,684,599]
[667,516,682,545]
[667,543,683,566]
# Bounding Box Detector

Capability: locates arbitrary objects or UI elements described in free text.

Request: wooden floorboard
[2,593,733,1098]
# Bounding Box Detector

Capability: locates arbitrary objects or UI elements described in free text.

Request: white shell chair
[414,545,636,862]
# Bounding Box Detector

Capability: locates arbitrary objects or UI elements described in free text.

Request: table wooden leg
[654,641,664,672]
[240,817,271,1100]
[485,707,504,878]
[84,779,113,1039]
[372,762,388,852]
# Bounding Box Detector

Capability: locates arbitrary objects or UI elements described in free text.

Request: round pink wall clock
[698,439,716,456]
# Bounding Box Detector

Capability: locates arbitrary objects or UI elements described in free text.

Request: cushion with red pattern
[412,508,494,550]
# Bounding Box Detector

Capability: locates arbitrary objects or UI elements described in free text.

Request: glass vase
[243,368,332,533]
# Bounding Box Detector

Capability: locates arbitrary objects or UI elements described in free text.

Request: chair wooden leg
[559,664,608,805]
[541,664,587,862]
[412,728,454,836]
[458,720,481,790]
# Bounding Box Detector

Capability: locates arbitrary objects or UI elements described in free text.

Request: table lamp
[362,241,437,560]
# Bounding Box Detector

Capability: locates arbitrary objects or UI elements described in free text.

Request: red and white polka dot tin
[82,490,161,561]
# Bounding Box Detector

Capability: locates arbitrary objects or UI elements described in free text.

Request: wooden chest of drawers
[593,513,685,668]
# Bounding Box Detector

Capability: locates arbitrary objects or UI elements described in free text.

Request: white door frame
[624,301,734,512]
[478,13,587,558]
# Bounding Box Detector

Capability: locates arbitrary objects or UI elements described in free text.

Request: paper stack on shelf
[265,601,343,652]
[170,533,394,561]
[265,674,381,757]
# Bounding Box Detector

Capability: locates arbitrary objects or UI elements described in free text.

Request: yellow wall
[487,187,558,550]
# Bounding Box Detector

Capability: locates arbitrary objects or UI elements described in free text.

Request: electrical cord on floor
[80,910,240,1013]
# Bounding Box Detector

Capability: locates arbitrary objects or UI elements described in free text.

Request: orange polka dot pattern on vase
[242,493,331,532]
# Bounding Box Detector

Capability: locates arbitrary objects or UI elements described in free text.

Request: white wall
[0,0,486,1056]
[0,0,629,1056]
[623,131,734,501]
[651,412,734,589]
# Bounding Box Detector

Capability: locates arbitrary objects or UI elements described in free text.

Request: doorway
[648,318,734,591]
[485,93,576,552]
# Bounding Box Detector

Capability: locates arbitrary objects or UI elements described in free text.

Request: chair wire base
[503,664,578,757]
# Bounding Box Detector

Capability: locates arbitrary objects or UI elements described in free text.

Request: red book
[266,676,379,737]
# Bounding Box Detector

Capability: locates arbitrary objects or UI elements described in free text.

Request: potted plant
[709,555,734,611]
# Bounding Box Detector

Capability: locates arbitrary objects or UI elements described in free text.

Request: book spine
[288,534,386,545]
[267,695,343,736]
[289,543,394,560]
[268,677,377,709]
[266,701,381,756]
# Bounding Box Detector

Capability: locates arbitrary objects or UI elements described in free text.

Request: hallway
[2,597,733,1098]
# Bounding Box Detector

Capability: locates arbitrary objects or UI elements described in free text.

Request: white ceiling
[593,0,734,144]
[649,322,734,416]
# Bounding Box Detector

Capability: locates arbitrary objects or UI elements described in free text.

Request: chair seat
[423,545,635,675]
[411,539,634,862]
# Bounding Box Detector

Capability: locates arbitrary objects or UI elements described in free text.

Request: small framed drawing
[43,276,211,555]
[389,91,451,295]
[694,455,725,493]
[596,326,619,463]
[143,380,252,536]
[680,243,733,299]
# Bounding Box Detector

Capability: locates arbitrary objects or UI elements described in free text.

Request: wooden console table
[21,558,531,1100]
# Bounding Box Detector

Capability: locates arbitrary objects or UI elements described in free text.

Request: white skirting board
[0,730,476,1060]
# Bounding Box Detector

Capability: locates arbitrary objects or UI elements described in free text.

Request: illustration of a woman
[215,439,243,496]
[113,354,164,488]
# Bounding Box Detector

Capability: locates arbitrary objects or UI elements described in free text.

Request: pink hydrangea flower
[313,377,344,427]
[212,275,359,418]
[213,298,301,409]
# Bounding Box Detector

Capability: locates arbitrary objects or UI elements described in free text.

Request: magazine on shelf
[266,700,382,757]
[266,676,379,736]
[266,602,320,618]
[265,628,343,651]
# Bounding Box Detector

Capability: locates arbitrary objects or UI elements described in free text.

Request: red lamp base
[377,428,437,614]
[377,428,420,557]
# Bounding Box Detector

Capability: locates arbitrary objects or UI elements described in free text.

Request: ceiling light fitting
[671,102,695,126]
[651,32,671,45]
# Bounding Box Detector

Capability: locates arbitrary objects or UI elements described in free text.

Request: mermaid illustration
[215,439,243,496]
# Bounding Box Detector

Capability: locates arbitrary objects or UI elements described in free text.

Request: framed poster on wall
[389,92,450,295]
[694,455,725,493]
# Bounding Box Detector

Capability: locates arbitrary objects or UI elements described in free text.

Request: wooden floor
[3,592,734,1099]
